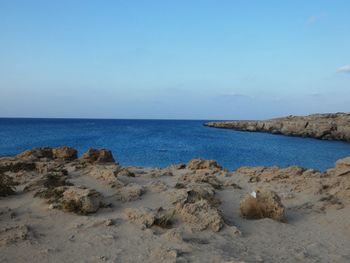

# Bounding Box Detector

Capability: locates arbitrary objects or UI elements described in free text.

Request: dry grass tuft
[0,172,17,197]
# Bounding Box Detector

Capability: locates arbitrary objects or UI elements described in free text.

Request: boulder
[124,207,173,228]
[26,169,71,195]
[175,199,224,232]
[170,181,224,232]
[117,168,135,177]
[333,157,350,176]
[124,207,157,227]
[148,168,173,177]
[0,158,36,173]
[172,182,220,207]
[335,157,350,168]
[61,187,103,214]
[176,170,222,189]
[80,149,115,164]
[16,147,77,162]
[52,147,78,161]
[115,184,144,202]
[187,159,222,170]
[16,147,53,161]
[236,165,307,182]
[34,186,68,205]
[240,189,285,221]
[83,165,120,183]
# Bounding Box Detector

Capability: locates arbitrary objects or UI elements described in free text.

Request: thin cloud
[337,65,350,74]
[306,13,327,25]
[220,92,251,98]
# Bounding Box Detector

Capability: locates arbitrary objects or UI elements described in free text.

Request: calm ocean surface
[1,118,350,171]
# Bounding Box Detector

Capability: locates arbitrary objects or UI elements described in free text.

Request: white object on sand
[250,191,257,198]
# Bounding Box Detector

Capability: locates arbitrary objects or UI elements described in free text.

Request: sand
[0,148,349,263]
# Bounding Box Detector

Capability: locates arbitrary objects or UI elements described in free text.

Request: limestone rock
[168,163,186,170]
[0,224,32,246]
[115,184,144,202]
[0,158,36,173]
[169,181,220,207]
[84,165,120,184]
[223,179,242,189]
[80,149,115,164]
[171,181,224,231]
[333,157,350,176]
[146,181,168,193]
[161,229,183,242]
[335,156,350,168]
[187,159,222,170]
[116,168,135,177]
[175,199,224,232]
[16,147,77,162]
[61,187,103,214]
[148,168,173,177]
[236,165,308,183]
[177,170,222,189]
[52,147,78,161]
[16,147,54,161]
[205,113,350,142]
[240,189,285,221]
[27,170,71,194]
[124,207,173,228]
[124,208,156,227]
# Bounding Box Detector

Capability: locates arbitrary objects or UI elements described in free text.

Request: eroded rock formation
[80,148,115,164]
[1,146,350,263]
[205,113,350,142]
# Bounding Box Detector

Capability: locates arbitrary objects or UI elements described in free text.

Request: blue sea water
[1,118,350,171]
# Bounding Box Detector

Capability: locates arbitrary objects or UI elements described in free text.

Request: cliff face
[205,113,350,142]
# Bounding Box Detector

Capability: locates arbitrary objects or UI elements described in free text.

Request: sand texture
[1,147,350,263]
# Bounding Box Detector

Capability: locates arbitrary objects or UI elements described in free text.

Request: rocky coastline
[1,147,350,262]
[205,113,350,142]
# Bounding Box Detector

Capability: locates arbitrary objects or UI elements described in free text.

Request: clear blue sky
[0,0,349,120]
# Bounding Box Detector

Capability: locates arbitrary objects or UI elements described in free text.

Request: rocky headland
[205,113,350,142]
[1,147,350,262]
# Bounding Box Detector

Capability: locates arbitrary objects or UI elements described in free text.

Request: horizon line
[0,116,235,121]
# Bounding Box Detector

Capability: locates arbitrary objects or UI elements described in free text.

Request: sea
[1,118,350,171]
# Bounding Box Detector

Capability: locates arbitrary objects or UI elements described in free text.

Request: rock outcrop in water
[205,112,350,142]
[1,146,350,262]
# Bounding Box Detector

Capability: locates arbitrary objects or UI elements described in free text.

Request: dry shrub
[0,173,17,196]
[240,190,285,221]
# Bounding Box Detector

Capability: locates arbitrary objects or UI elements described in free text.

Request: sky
[0,0,349,120]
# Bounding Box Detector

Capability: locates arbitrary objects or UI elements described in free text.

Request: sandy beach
[1,147,349,263]
[2,1,350,262]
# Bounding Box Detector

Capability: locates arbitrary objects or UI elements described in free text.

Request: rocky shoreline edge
[1,147,350,262]
[205,112,350,142]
